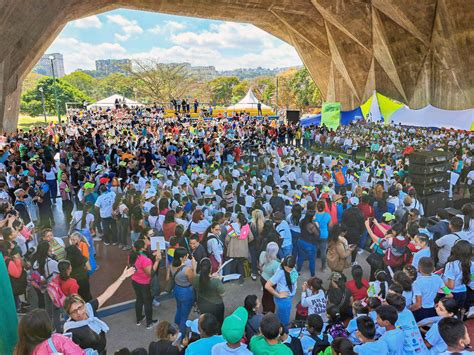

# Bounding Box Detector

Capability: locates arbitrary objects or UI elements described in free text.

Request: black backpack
[284,335,304,355]
[312,334,330,354]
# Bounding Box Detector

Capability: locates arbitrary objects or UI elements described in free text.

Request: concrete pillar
[0,58,20,133]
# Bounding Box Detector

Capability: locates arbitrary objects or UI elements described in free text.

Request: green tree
[21,77,91,116]
[208,76,240,105]
[251,76,276,105]
[290,67,322,109]
[96,73,136,99]
[62,71,97,99]
[231,80,249,103]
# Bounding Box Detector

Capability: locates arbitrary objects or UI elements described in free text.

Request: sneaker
[103,242,110,246]
[93,236,102,241]
[118,244,123,249]
[136,316,145,326]
[17,307,28,315]
[112,242,117,246]
[122,245,131,251]
[251,274,257,281]
[357,249,364,255]
[352,261,359,266]
[152,300,161,307]
[146,320,158,329]
[21,301,31,307]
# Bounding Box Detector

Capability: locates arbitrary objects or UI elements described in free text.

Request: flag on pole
[0,252,18,354]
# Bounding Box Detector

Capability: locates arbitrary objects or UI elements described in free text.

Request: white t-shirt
[94,191,116,218]
[435,233,464,266]
[71,211,94,229]
[301,289,327,321]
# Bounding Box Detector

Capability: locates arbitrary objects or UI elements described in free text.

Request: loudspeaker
[286,110,300,123]
[409,151,451,197]
[419,192,449,216]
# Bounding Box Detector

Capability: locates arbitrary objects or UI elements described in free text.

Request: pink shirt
[131,254,152,285]
[33,334,84,354]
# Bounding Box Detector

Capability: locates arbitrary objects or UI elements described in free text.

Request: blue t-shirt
[395,309,428,354]
[412,274,444,308]
[269,268,298,297]
[380,328,405,355]
[185,335,224,355]
[412,248,431,270]
[443,261,467,293]
[354,340,388,354]
[425,320,447,354]
[315,212,331,239]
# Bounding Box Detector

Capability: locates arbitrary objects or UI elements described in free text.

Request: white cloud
[47,36,127,73]
[148,25,161,34]
[72,15,102,29]
[164,21,186,32]
[171,22,269,49]
[107,14,143,41]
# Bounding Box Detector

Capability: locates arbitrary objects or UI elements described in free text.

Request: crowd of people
[1,105,473,354]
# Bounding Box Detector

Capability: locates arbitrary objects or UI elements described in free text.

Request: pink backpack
[47,275,66,308]
[239,224,250,240]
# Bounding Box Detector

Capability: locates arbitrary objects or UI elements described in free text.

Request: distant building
[95,59,132,76]
[33,53,65,78]
[190,66,218,81]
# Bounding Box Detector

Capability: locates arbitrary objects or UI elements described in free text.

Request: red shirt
[358,203,374,220]
[59,276,80,296]
[346,278,370,300]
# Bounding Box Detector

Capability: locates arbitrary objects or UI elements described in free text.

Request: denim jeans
[291,230,301,260]
[274,295,293,330]
[278,245,292,259]
[132,280,153,325]
[101,217,117,244]
[359,230,369,250]
[318,239,328,269]
[173,285,195,334]
[297,239,316,276]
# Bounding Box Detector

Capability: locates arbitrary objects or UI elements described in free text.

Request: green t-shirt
[192,276,224,304]
[250,335,292,355]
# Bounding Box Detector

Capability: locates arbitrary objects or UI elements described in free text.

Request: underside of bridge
[0,0,473,131]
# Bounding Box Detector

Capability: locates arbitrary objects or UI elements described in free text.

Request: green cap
[221,306,248,343]
[382,212,396,222]
[84,182,95,190]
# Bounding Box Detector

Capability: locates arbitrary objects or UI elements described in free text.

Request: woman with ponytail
[443,240,473,312]
[264,255,298,329]
[346,265,369,301]
[129,239,160,329]
[192,258,225,324]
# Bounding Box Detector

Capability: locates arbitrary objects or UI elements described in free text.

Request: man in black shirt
[189,234,206,273]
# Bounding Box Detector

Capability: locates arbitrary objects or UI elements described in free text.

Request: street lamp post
[49,55,61,124]
[38,86,47,123]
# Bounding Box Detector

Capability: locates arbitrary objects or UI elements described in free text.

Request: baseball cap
[349,197,359,206]
[221,306,248,343]
[329,271,344,282]
[382,212,396,222]
[83,182,95,190]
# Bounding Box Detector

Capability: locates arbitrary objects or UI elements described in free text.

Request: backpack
[29,270,47,292]
[5,258,27,296]
[47,275,66,308]
[312,334,331,355]
[284,335,304,355]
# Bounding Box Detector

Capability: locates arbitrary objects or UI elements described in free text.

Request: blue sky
[47,9,302,74]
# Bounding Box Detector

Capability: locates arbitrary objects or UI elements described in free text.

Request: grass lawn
[18,114,59,130]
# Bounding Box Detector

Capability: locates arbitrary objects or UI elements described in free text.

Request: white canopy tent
[226,89,272,111]
[87,94,144,109]
[390,104,474,131]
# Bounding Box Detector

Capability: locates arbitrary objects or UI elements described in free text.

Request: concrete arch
[1,0,473,131]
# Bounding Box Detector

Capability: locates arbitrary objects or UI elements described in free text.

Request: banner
[321,102,341,130]
[0,252,18,354]
[376,93,404,124]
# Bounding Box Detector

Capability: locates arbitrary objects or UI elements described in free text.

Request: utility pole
[38,86,47,123]
[49,55,61,124]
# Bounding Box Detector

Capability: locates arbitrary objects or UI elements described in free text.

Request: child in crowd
[249,313,292,355]
[392,271,414,308]
[325,305,348,339]
[385,293,428,353]
[211,307,252,355]
[346,301,369,345]
[424,297,459,354]
[306,314,332,354]
[438,317,471,354]
[375,305,404,355]
[301,277,327,321]
[410,257,452,322]
[353,316,388,354]
[367,270,388,299]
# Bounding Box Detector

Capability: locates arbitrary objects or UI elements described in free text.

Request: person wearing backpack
[206,222,224,273]
[307,314,332,355]
[297,210,319,277]
[15,308,86,355]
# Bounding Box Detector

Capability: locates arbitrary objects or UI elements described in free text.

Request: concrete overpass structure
[1,0,473,131]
